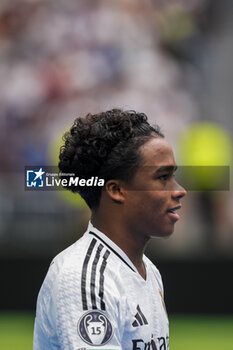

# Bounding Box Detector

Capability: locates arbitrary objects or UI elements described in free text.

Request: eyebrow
[155,165,178,174]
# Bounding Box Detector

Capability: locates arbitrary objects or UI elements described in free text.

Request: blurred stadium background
[0,0,232,349]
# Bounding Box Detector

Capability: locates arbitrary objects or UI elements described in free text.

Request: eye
[158,174,169,181]
[157,173,176,181]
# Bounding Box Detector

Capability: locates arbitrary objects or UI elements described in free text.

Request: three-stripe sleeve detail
[90,243,104,309]
[81,238,97,310]
[99,250,110,311]
[81,239,110,311]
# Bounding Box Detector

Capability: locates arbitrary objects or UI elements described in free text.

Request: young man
[33,109,186,350]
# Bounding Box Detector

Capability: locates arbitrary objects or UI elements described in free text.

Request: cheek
[146,192,167,210]
[127,192,167,215]
[151,196,167,212]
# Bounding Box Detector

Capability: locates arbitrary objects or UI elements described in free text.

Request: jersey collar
[86,221,138,273]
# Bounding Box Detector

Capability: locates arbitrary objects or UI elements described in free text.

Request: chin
[150,227,174,238]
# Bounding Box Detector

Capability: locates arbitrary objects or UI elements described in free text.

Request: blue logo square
[26,168,45,188]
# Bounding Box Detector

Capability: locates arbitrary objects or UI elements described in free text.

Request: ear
[105,179,126,204]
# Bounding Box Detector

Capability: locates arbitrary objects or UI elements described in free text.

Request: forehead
[139,137,176,167]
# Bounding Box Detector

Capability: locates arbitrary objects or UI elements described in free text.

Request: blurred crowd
[0,0,232,258]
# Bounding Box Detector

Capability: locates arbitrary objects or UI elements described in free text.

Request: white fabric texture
[33,222,169,350]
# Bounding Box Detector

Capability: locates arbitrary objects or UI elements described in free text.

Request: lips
[167,205,182,213]
[167,205,181,221]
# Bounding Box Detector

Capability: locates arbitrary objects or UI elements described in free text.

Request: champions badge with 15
[78,311,113,346]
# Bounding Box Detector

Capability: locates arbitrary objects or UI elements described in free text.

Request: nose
[172,180,187,200]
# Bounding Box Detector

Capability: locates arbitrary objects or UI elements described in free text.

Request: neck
[91,213,150,279]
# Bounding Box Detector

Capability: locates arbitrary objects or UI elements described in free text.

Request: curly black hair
[59,109,164,209]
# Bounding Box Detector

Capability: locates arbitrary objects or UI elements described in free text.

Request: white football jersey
[33,222,169,350]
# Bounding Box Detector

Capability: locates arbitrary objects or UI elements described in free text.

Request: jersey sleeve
[33,260,60,349]
[33,254,125,350]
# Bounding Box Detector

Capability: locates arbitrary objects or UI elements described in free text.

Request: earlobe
[105,180,125,204]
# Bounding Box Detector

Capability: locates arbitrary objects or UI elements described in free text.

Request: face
[123,137,187,239]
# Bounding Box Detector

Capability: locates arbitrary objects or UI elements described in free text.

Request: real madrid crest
[78,311,113,346]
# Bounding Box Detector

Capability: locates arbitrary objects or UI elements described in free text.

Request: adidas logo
[132,305,148,327]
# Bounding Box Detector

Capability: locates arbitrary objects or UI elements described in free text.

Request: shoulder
[35,233,127,347]
[36,234,89,304]
[40,232,122,308]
